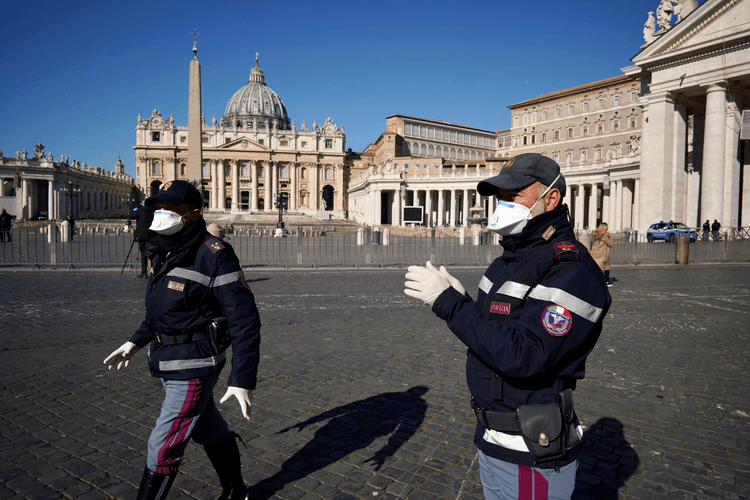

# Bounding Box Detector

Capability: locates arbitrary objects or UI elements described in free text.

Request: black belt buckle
[470,397,489,428]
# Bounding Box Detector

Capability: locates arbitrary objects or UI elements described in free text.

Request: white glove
[404,261,450,306]
[103,341,140,370]
[439,265,466,296]
[220,386,253,420]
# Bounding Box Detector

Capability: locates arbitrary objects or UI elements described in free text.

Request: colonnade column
[437,191,445,226]
[394,188,402,226]
[633,178,640,236]
[462,189,470,227]
[588,183,598,229]
[48,180,55,219]
[210,161,218,210]
[251,161,258,211]
[271,161,278,209]
[425,189,433,226]
[614,180,623,231]
[264,161,272,212]
[231,160,239,213]
[450,190,457,226]
[622,181,633,229]
[290,162,298,211]
[218,162,226,212]
[574,185,584,231]
[602,186,610,227]
[310,163,319,212]
[373,188,381,226]
[700,82,727,223]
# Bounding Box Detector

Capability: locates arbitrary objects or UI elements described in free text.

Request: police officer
[129,202,158,278]
[404,154,611,499]
[104,180,261,500]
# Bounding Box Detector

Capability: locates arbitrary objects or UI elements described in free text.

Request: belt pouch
[516,401,566,463]
[207,317,230,354]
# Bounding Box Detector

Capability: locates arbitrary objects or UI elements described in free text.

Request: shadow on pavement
[574,417,639,498]
[251,386,429,498]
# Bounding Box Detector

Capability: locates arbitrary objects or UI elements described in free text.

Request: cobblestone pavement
[0,264,748,500]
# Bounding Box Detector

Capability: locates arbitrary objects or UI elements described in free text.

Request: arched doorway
[149,180,162,197]
[322,185,334,211]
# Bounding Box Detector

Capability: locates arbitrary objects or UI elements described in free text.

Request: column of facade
[424,190,432,226]
[335,163,344,212]
[700,83,727,224]
[574,185,585,230]
[394,189,402,226]
[622,181,634,230]
[311,163,319,212]
[263,161,272,212]
[251,160,259,211]
[588,183,598,229]
[373,187,381,226]
[462,189,470,227]
[449,190,457,226]
[632,178,640,236]
[602,186,610,227]
[49,180,55,219]
[231,160,239,213]
[563,188,572,212]
[290,162,298,211]
[437,191,445,226]
[614,180,623,231]
[210,160,218,210]
[271,161,278,210]
[218,162,227,212]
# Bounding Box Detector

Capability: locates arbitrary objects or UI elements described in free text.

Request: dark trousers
[0,228,10,242]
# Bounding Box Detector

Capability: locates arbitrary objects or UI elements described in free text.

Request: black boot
[204,433,249,500]
[135,466,176,500]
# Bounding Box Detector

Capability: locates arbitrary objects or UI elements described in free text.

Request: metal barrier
[2,223,748,269]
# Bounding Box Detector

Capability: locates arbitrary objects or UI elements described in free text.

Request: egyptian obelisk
[187,30,202,182]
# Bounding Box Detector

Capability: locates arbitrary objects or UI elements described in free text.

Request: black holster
[516,388,580,464]
[207,317,230,354]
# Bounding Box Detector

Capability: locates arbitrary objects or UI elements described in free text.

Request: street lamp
[64,181,81,218]
[274,191,288,229]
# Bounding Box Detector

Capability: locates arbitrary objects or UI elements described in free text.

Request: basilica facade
[134,56,347,220]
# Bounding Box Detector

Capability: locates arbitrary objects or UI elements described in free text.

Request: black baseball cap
[144,180,203,208]
[477,153,566,197]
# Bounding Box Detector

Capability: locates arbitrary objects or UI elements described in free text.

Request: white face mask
[150,209,190,235]
[487,175,560,236]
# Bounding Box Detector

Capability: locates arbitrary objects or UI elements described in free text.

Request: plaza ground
[0,264,748,499]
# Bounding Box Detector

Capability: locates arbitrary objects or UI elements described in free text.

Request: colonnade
[370,186,486,227]
[16,177,131,220]
[563,177,640,233]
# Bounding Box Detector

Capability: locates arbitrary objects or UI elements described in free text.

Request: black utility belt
[156,331,209,346]
[471,389,581,465]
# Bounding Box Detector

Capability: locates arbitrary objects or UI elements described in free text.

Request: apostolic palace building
[134,54,347,220]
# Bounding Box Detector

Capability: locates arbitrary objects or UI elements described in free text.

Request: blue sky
[1,0,672,179]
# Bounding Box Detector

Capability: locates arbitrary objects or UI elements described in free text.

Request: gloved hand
[404,261,450,306]
[220,386,253,420]
[103,341,140,370]
[439,265,466,297]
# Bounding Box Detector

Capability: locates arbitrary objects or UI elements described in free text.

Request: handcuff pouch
[207,317,230,354]
[516,389,576,464]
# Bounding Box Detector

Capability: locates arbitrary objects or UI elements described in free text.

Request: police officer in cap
[404,154,611,499]
[104,180,261,500]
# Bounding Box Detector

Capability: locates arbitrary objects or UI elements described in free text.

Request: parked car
[646,221,698,243]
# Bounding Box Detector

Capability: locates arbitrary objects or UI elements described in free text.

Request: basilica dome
[221,55,291,130]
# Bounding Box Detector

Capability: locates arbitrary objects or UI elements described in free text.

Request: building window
[514,116,519,127]
[435,129,442,140]
[567,105,574,115]
[458,149,463,160]
[554,108,561,118]
[457,132,464,143]
[225,166,231,177]
[596,98,604,109]
[629,118,636,129]
[259,167,264,178]
[405,123,412,135]
[504,137,511,147]
[582,102,589,112]
[301,141,307,148]
[450,131,456,142]
[420,127,427,138]
[403,163,408,169]
[613,121,619,131]
[428,145,434,156]
[180,164,186,176]
[582,127,588,136]
[325,139,332,148]
[153,161,161,175]
[436,145,442,156]
[420,144,427,155]
[523,114,529,125]
[597,124,603,134]
[566,128,573,139]
[566,152,572,163]
[613,95,620,106]
[541,132,547,143]
[450,148,456,159]
[428,128,434,139]
[280,165,288,178]
[280,140,288,147]
[325,168,332,180]
[180,136,187,144]
[530,135,536,144]
[152,132,160,142]
[595,148,602,159]
[202,163,209,177]
[531,112,537,124]
[553,130,560,141]
[541,110,548,120]
[241,163,249,177]
[629,92,638,102]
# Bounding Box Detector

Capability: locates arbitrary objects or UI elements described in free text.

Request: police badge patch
[167,280,185,292]
[541,304,572,336]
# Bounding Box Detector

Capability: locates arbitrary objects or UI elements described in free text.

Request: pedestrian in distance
[0,209,11,243]
[104,180,261,500]
[403,153,611,500]
[129,202,158,278]
[590,222,613,287]
[66,215,76,241]
[702,220,710,242]
[711,219,721,241]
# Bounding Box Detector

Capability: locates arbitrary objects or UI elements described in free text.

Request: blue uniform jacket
[432,206,611,467]
[129,223,261,389]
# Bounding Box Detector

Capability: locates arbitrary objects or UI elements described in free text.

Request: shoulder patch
[541,304,573,336]
[204,236,226,255]
[553,241,579,261]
